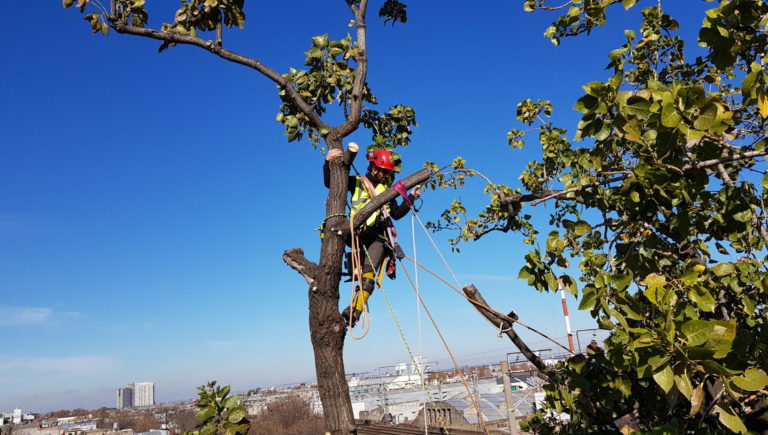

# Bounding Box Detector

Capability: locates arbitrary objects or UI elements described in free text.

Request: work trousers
[359,230,390,279]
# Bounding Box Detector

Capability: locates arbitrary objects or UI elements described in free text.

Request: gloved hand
[411,186,421,199]
[325,148,344,162]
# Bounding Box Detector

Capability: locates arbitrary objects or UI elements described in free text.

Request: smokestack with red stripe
[559,281,575,353]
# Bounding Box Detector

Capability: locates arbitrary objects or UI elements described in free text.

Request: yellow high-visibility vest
[350,176,389,227]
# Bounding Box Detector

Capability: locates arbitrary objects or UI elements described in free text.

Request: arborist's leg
[343,239,387,327]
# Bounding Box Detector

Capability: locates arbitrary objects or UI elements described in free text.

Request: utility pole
[500,361,519,435]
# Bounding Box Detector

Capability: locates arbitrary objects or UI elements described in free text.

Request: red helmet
[367,149,395,171]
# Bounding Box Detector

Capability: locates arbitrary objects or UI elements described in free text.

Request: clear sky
[1,1,712,413]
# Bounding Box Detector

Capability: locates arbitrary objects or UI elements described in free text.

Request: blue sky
[1,1,712,413]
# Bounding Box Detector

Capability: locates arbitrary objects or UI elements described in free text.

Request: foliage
[248,395,324,435]
[185,381,250,435]
[439,0,768,432]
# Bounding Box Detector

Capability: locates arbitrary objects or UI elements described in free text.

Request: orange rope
[347,216,370,340]
[399,260,491,435]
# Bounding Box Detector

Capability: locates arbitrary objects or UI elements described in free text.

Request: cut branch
[282,247,320,287]
[350,168,430,230]
[110,21,329,131]
[462,284,549,377]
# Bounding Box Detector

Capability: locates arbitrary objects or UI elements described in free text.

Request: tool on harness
[386,256,397,279]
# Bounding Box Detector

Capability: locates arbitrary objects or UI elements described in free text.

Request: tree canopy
[434,1,768,432]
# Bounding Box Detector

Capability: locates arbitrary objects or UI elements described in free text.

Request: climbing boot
[342,278,376,328]
[342,305,362,327]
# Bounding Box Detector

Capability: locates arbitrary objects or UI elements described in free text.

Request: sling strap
[359,176,404,259]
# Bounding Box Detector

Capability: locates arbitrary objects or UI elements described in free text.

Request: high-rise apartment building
[132,382,155,407]
[116,381,155,408]
[117,387,133,409]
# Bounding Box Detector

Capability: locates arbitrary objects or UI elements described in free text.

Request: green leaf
[624,95,651,118]
[195,406,216,421]
[574,220,592,237]
[653,364,674,393]
[675,372,693,400]
[574,95,599,114]
[693,103,719,130]
[227,406,246,423]
[732,368,768,391]
[688,286,716,312]
[716,404,748,434]
[222,395,239,409]
[661,103,681,128]
[712,262,735,277]
[642,273,666,289]
[623,0,638,9]
[311,34,328,47]
[681,320,714,346]
[578,290,597,311]
[611,273,632,292]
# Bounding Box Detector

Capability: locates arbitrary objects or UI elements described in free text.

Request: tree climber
[324,146,420,327]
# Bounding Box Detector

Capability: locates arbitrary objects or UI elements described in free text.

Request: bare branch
[537,0,577,11]
[110,21,330,131]
[215,11,222,46]
[502,150,768,209]
[462,284,549,377]
[282,248,320,287]
[337,0,369,137]
[684,150,768,171]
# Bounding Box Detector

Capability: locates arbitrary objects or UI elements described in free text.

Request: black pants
[359,230,390,279]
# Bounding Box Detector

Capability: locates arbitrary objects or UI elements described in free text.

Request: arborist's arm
[389,186,421,220]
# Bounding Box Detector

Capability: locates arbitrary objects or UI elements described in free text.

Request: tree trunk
[285,136,431,434]
[310,135,356,434]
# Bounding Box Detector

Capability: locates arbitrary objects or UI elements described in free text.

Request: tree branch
[337,0,369,137]
[282,248,320,287]
[716,163,768,247]
[462,285,549,377]
[503,150,768,209]
[109,21,330,131]
[349,168,430,230]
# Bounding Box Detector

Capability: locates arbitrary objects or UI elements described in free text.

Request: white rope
[412,214,423,358]
[411,213,427,435]
[412,212,462,288]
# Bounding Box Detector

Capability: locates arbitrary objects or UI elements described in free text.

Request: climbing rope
[347,216,371,340]
[374,266,450,434]
[350,219,485,433]
[398,258,491,435]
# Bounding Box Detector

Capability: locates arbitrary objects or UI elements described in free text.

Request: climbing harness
[358,175,404,259]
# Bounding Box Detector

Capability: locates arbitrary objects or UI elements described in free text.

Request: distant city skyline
[116,382,154,409]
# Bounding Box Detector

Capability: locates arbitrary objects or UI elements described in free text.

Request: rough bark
[308,136,357,435]
[284,164,430,435]
[462,284,549,376]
